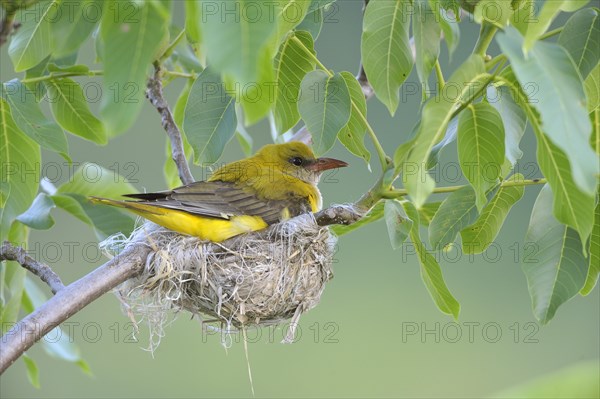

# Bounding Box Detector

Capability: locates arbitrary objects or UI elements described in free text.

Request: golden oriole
[90,142,347,242]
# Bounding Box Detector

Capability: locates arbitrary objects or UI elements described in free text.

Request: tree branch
[314,205,365,226]
[146,62,195,185]
[0,204,367,374]
[0,242,65,294]
[0,244,151,374]
[0,7,17,47]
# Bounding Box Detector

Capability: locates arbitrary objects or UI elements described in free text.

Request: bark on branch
[146,62,194,185]
[0,205,364,374]
[0,5,19,47]
[0,242,65,294]
[0,245,152,374]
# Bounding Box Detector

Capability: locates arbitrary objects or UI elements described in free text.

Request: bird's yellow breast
[132,206,268,242]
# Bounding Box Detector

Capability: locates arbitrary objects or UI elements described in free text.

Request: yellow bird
[90,142,347,242]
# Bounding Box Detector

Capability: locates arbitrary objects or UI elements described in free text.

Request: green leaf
[183,67,237,165]
[523,0,565,51]
[44,78,107,144]
[361,0,413,115]
[511,0,535,36]
[71,193,135,238]
[428,118,458,169]
[560,0,591,12]
[173,79,192,130]
[331,201,384,236]
[338,71,371,164]
[51,0,103,57]
[460,173,525,254]
[495,71,596,246]
[486,84,527,165]
[57,163,136,198]
[201,0,277,90]
[558,8,600,80]
[430,0,460,58]
[23,354,40,388]
[51,194,93,226]
[16,193,55,230]
[585,63,600,112]
[273,31,316,134]
[523,184,588,324]
[297,4,324,40]
[275,0,312,40]
[438,0,460,17]
[298,71,351,155]
[185,0,202,43]
[428,185,482,251]
[580,187,599,295]
[2,80,69,160]
[497,27,598,196]
[2,79,70,161]
[0,98,40,244]
[418,202,441,226]
[402,200,460,318]
[457,102,505,211]
[100,0,170,135]
[474,0,514,27]
[23,56,50,94]
[8,0,55,72]
[53,191,134,239]
[403,55,489,208]
[24,278,91,375]
[384,200,413,249]
[413,0,441,96]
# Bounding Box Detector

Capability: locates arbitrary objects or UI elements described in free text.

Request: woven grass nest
[101,213,338,347]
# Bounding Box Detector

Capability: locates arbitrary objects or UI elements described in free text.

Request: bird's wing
[123,181,311,225]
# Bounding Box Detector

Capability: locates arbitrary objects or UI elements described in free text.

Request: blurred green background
[1,2,598,398]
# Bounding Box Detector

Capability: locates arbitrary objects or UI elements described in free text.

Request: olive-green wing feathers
[123,181,311,225]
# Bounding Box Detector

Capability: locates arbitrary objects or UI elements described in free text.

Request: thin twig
[383,178,547,198]
[146,62,194,185]
[0,244,152,374]
[0,242,65,294]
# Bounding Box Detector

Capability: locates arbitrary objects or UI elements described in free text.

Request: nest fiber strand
[102,214,336,347]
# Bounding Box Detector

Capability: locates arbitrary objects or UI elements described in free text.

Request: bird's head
[256,142,348,185]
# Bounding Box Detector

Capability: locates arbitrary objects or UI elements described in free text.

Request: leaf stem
[485,54,506,71]
[384,178,547,198]
[163,70,196,79]
[159,28,186,62]
[21,70,104,84]
[539,27,563,41]
[291,35,331,76]
[473,23,498,56]
[290,35,388,170]
[434,60,445,90]
[353,102,389,170]
[21,69,195,84]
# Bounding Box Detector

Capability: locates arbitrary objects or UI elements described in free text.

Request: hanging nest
[101,213,338,348]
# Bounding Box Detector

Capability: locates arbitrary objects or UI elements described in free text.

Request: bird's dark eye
[290,157,303,166]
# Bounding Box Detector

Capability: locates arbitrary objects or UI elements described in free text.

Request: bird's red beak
[309,157,348,172]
